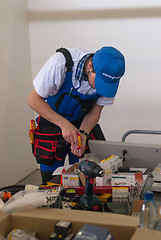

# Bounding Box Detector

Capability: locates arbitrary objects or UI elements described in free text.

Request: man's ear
[88,60,93,70]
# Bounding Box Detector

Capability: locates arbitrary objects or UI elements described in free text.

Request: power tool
[79,160,105,211]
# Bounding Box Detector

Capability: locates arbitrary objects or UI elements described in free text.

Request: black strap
[56,47,74,72]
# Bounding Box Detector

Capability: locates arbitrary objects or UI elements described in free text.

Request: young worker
[28,46,125,183]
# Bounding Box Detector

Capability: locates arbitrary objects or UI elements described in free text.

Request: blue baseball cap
[92,46,125,98]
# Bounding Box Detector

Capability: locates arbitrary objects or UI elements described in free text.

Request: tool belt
[29,116,106,165]
[29,116,68,165]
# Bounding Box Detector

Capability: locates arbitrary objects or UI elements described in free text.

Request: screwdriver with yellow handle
[78,134,81,157]
[30,119,36,130]
[29,120,36,144]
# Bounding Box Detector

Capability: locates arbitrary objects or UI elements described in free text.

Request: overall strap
[56,47,73,72]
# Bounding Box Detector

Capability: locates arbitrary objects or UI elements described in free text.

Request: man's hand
[70,103,104,157]
[28,88,80,147]
[70,133,87,157]
[61,122,79,146]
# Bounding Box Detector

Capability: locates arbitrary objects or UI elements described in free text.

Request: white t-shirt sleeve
[33,53,66,98]
[96,96,114,106]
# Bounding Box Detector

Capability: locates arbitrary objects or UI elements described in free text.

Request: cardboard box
[131,228,161,240]
[96,161,112,186]
[0,208,138,240]
[100,155,123,173]
[1,207,161,240]
[96,155,122,186]
[111,174,136,186]
[62,163,85,187]
[129,200,144,216]
[62,172,79,187]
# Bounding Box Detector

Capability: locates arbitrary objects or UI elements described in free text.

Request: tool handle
[78,134,81,157]
[29,130,34,144]
[29,120,36,144]
[30,120,36,130]
[85,177,94,196]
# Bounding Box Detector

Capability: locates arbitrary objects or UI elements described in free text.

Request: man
[28,46,125,183]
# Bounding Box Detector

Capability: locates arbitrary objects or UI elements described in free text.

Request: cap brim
[95,74,120,98]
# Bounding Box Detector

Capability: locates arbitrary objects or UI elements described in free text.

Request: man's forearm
[79,104,104,135]
[28,88,80,145]
[28,88,69,128]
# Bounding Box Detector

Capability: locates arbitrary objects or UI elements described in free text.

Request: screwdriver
[78,134,81,157]
[30,119,36,130]
[29,120,36,144]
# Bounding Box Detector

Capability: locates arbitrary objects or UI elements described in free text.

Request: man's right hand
[28,88,80,147]
[70,132,87,157]
[61,122,79,146]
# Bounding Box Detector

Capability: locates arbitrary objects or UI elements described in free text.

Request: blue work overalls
[31,48,105,183]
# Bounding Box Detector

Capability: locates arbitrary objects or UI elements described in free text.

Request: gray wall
[0,0,37,188]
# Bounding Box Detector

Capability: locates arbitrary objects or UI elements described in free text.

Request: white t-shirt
[33,48,114,106]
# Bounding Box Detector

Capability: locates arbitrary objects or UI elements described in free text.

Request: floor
[16,157,70,186]
[16,169,42,186]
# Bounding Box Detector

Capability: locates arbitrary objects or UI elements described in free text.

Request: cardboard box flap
[0,211,8,221]
[12,208,139,226]
[129,200,144,216]
[131,228,161,240]
[65,163,79,173]
[0,211,11,236]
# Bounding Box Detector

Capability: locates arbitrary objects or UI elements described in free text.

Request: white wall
[28,0,161,145]
[0,1,160,186]
[0,0,37,188]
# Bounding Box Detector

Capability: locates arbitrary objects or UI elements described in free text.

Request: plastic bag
[1,188,61,214]
[7,228,38,240]
[0,198,4,210]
